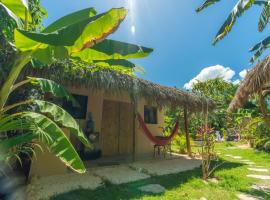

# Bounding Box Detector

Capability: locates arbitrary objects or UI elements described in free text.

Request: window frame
[144,105,158,124]
[62,94,88,120]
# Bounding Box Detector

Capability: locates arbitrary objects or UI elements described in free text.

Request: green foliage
[263,140,270,152]
[249,35,270,63]
[192,78,237,130]
[196,0,270,62]
[0,1,152,174]
[21,111,86,173]
[258,1,270,32]
[172,135,195,154]
[196,0,221,12]
[33,100,90,148]
[28,77,79,107]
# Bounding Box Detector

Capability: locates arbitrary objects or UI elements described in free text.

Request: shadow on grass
[51,159,244,200]
[240,188,270,199]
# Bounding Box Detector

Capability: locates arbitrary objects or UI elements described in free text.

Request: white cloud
[233,79,240,85]
[184,65,235,89]
[239,69,247,79]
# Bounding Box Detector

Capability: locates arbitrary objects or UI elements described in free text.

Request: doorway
[101,100,133,156]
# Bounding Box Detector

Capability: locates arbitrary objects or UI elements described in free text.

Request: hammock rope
[137,113,179,146]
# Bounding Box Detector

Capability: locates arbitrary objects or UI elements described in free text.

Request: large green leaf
[93,59,136,69]
[0,0,32,23]
[14,8,128,52]
[0,133,36,152]
[249,35,270,63]
[21,111,86,173]
[212,0,255,45]
[72,39,153,62]
[196,0,221,12]
[43,7,97,33]
[196,0,266,13]
[32,46,68,65]
[33,100,90,148]
[0,2,23,28]
[0,113,33,132]
[28,77,79,107]
[258,1,270,32]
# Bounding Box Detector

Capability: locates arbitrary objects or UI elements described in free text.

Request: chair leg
[163,146,165,158]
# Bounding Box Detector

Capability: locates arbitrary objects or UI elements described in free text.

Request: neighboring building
[24,66,215,177]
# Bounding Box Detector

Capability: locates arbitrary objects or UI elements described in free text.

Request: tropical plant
[0,0,153,173]
[192,78,237,132]
[196,0,270,63]
[172,135,195,154]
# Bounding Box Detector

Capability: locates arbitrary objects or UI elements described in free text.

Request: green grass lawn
[51,142,270,200]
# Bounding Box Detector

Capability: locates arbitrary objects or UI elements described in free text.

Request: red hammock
[137,114,179,146]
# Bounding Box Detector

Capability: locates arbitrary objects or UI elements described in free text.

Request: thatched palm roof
[228,56,270,112]
[22,65,215,112]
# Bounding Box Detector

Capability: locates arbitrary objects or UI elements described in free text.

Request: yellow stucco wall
[29,87,164,177]
[135,98,164,158]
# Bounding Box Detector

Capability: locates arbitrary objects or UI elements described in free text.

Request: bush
[255,138,269,150]
[172,135,195,154]
[263,140,270,152]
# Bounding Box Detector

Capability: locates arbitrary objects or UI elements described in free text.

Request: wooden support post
[132,102,137,162]
[184,106,192,157]
[258,90,270,126]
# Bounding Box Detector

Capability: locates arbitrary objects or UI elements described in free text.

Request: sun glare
[126,0,136,35]
[131,25,136,34]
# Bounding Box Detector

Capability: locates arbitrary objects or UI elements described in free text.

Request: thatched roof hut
[228,56,270,112]
[22,65,215,112]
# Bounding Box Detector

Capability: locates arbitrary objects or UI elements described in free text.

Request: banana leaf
[0,2,23,28]
[249,35,270,63]
[212,0,255,44]
[93,59,136,69]
[196,0,221,12]
[72,39,153,62]
[14,8,128,52]
[43,7,97,33]
[33,100,90,148]
[0,133,36,152]
[0,0,31,24]
[28,77,79,107]
[258,1,270,32]
[21,111,86,173]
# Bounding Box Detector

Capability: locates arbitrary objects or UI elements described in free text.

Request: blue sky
[41,0,270,89]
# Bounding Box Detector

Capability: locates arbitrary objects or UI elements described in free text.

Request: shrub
[263,140,270,152]
[255,138,269,150]
[172,135,195,154]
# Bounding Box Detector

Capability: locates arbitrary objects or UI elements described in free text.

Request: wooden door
[119,102,133,155]
[101,100,119,156]
[101,100,133,156]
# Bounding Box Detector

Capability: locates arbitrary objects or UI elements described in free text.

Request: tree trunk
[258,90,270,126]
[184,107,192,157]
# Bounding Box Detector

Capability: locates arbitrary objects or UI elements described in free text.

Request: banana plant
[196,0,270,63]
[0,77,90,173]
[0,0,153,173]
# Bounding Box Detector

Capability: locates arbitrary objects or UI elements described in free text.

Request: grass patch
[51,142,270,200]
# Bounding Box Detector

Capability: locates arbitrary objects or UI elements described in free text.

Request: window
[62,94,88,119]
[144,106,158,124]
